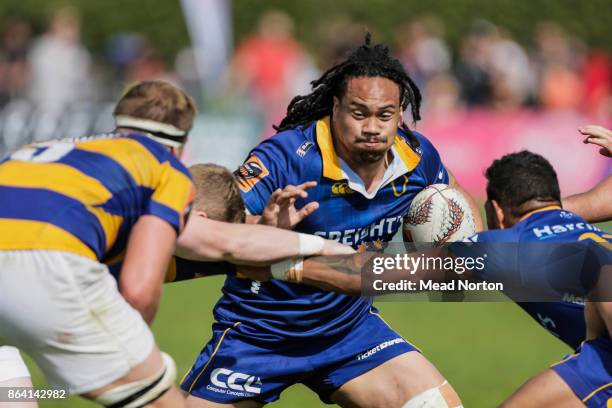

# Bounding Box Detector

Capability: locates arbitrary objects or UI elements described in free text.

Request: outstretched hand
[579,125,612,157]
[260,181,320,229]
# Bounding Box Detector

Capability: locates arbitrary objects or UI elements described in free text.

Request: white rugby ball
[403,184,476,247]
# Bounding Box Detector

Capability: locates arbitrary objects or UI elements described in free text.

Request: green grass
[28,276,572,407]
[28,222,611,407]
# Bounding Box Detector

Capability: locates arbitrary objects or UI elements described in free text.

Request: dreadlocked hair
[274,33,422,133]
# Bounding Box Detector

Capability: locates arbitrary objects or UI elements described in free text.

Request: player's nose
[361,116,381,135]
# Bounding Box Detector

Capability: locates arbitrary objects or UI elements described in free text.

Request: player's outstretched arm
[237,253,371,295]
[447,169,484,231]
[246,248,457,296]
[175,215,355,265]
[120,215,177,325]
[563,176,612,223]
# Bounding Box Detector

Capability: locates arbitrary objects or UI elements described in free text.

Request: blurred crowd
[0,7,610,140]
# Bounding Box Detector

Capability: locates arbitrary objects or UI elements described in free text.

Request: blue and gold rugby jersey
[214,117,448,340]
[0,133,194,262]
[463,208,611,350]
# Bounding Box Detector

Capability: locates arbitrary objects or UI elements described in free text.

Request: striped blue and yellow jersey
[0,132,194,262]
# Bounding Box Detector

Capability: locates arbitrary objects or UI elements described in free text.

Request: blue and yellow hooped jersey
[464,208,611,350]
[0,133,194,262]
[214,117,448,339]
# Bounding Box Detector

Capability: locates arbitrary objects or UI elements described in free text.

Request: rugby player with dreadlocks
[181,35,479,408]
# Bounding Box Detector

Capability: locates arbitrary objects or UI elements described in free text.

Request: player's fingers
[296,181,318,192]
[285,183,310,198]
[278,188,309,204]
[296,202,319,220]
[277,190,301,206]
[265,189,282,208]
[585,136,611,149]
[579,125,612,139]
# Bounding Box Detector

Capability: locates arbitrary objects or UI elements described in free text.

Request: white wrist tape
[298,233,325,256]
[271,257,304,282]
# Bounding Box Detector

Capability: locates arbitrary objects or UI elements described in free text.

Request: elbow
[216,234,256,263]
[121,285,159,323]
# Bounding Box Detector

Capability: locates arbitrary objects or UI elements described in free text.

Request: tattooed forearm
[306,252,378,276]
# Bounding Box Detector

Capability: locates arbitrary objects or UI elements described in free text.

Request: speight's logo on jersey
[331,181,355,196]
[315,214,404,247]
[235,155,269,193]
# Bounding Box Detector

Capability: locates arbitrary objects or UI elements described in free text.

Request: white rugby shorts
[0,250,155,394]
[0,346,30,382]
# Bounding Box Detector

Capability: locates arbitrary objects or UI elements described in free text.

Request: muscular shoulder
[250,123,321,178]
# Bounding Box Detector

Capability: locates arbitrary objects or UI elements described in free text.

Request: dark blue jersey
[214,117,448,339]
[463,208,611,350]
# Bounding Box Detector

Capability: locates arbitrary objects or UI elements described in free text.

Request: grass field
[27,221,612,407]
[28,276,571,407]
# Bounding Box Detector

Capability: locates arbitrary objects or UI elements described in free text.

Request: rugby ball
[403,184,476,247]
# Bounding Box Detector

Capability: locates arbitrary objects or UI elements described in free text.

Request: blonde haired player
[0,81,351,408]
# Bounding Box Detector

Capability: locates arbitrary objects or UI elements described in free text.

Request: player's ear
[195,210,208,219]
[332,96,340,115]
[490,200,506,229]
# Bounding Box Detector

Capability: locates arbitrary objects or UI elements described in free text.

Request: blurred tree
[0,0,190,62]
[0,0,609,68]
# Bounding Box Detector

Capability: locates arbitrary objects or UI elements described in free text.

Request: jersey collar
[315,116,421,182]
[518,205,562,222]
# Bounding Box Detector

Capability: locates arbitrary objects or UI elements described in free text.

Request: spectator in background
[581,50,611,119]
[395,16,452,90]
[27,6,92,114]
[395,17,460,118]
[454,20,495,106]
[125,45,178,85]
[230,10,317,137]
[487,28,533,110]
[0,17,31,107]
[316,17,364,65]
[532,21,585,111]
[106,32,146,81]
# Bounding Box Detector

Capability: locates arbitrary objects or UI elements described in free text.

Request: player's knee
[94,352,177,408]
[402,381,463,408]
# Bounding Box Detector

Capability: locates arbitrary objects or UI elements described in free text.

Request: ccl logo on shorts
[209,368,262,395]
